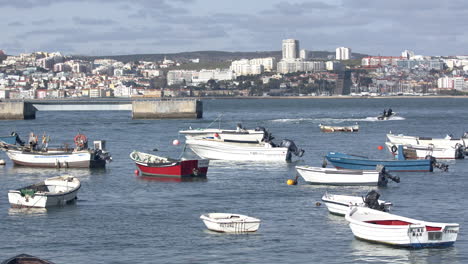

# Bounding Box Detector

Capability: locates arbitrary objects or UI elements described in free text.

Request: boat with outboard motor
[8,175,80,208]
[180,124,271,143]
[385,142,464,160]
[0,133,111,168]
[377,109,396,120]
[387,132,467,153]
[322,191,392,216]
[295,165,399,186]
[130,150,209,178]
[186,137,304,162]
[345,206,459,248]
[319,123,359,132]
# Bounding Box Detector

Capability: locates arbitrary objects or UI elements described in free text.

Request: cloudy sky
[1,0,467,56]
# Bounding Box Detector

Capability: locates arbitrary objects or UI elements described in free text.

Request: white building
[167,70,197,85]
[192,69,235,84]
[300,49,308,60]
[230,57,275,76]
[277,60,325,74]
[326,61,344,71]
[282,39,300,60]
[401,50,415,59]
[437,76,466,90]
[336,47,351,60]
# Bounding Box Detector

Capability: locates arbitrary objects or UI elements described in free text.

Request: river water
[0,98,467,263]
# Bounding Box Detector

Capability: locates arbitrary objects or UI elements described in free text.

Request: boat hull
[326,152,433,172]
[345,207,459,248]
[186,139,289,161]
[385,142,463,160]
[8,176,81,208]
[321,193,390,216]
[387,133,465,149]
[136,159,209,177]
[296,166,381,186]
[200,213,261,233]
[6,150,106,168]
[180,129,264,143]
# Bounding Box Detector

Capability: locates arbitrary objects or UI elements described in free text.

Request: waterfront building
[336,47,351,60]
[361,56,404,67]
[167,70,197,85]
[230,57,274,76]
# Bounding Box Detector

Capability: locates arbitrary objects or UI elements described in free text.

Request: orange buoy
[134,169,140,176]
[377,145,384,150]
[214,133,219,138]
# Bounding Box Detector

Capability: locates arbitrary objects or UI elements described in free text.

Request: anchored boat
[200,213,261,233]
[2,254,55,264]
[321,191,392,216]
[385,142,464,160]
[130,151,209,177]
[345,207,459,248]
[319,123,359,132]
[8,176,81,208]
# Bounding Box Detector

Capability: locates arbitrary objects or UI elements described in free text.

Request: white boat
[8,176,81,208]
[186,138,304,162]
[200,213,261,233]
[345,207,459,248]
[295,166,387,186]
[319,123,359,132]
[321,192,392,216]
[387,133,466,149]
[385,142,464,160]
[180,124,268,143]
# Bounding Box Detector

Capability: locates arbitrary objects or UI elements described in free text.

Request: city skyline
[1,0,468,56]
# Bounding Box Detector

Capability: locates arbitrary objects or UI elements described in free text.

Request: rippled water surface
[0,98,467,263]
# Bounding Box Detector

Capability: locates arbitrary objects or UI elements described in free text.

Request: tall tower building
[336,47,351,60]
[282,39,300,60]
[300,49,308,60]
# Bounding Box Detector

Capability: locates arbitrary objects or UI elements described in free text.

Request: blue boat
[325,152,433,172]
[0,135,17,145]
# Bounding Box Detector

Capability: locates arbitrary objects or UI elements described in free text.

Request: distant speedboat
[8,176,80,208]
[321,191,392,216]
[130,151,209,178]
[200,213,261,233]
[377,112,396,120]
[2,254,55,264]
[319,123,359,133]
[345,207,459,248]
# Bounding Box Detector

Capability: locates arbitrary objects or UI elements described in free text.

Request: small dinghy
[130,151,209,177]
[345,207,459,248]
[2,254,55,264]
[385,142,464,160]
[8,176,80,208]
[200,213,261,233]
[319,123,359,132]
[321,191,392,216]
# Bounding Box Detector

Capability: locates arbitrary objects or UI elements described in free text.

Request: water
[0,98,467,263]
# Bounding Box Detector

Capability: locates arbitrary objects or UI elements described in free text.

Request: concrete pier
[0,101,36,120]
[132,99,203,119]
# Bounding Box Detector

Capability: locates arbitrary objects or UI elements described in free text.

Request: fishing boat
[295,166,396,186]
[325,152,433,172]
[321,191,392,216]
[180,124,270,143]
[1,133,111,168]
[200,213,261,233]
[345,207,459,248]
[385,142,464,160]
[8,176,80,208]
[186,138,304,162]
[387,132,466,149]
[2,254,55,264]
[130,151,209,177]
[319,123,359,132]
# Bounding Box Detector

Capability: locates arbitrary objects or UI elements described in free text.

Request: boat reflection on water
[350,239,459,264]
[7,166,104,179]
[137,175,207,183]
[8,207,48,217]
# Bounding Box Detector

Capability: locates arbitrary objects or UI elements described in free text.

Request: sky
[1,0,467,56]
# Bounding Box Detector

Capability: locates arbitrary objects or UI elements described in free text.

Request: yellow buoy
[287,179,297,185]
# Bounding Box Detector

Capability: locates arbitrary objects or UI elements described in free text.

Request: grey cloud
[32,19,55,25]
[8,21,24,27]
[273,1,335,15]
[72,17,115,25]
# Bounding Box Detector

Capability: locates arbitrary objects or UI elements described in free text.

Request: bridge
[0,98,203,120]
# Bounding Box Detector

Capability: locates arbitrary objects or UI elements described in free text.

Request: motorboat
[325,151,434,172]
[186,138,304,162]
[321,191,392,216]
[180,124,270,143]
[345,207,459,248]
[295,165,396,186]
[385,142,464,160]
[2,254,55,264]
[130,151,209,177]
[1,133,111,168]
[200,213,261,233]
[377,109,396,120]
[387,132,467,150]
[8,176,81,208]
[319,123,359,132]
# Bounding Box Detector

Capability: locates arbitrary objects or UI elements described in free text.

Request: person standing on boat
[387,108,393,117]
[383,109,387,117]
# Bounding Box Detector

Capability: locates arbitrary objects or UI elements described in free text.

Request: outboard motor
[376,164,400,186]
[11,132,25,146]
[255,126,274,142]
[427,156,449,171]
[455,143,465,159]
[363,190,385,211]
[280,139,305,161]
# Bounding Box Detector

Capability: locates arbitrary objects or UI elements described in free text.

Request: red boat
[130,151,209,177]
